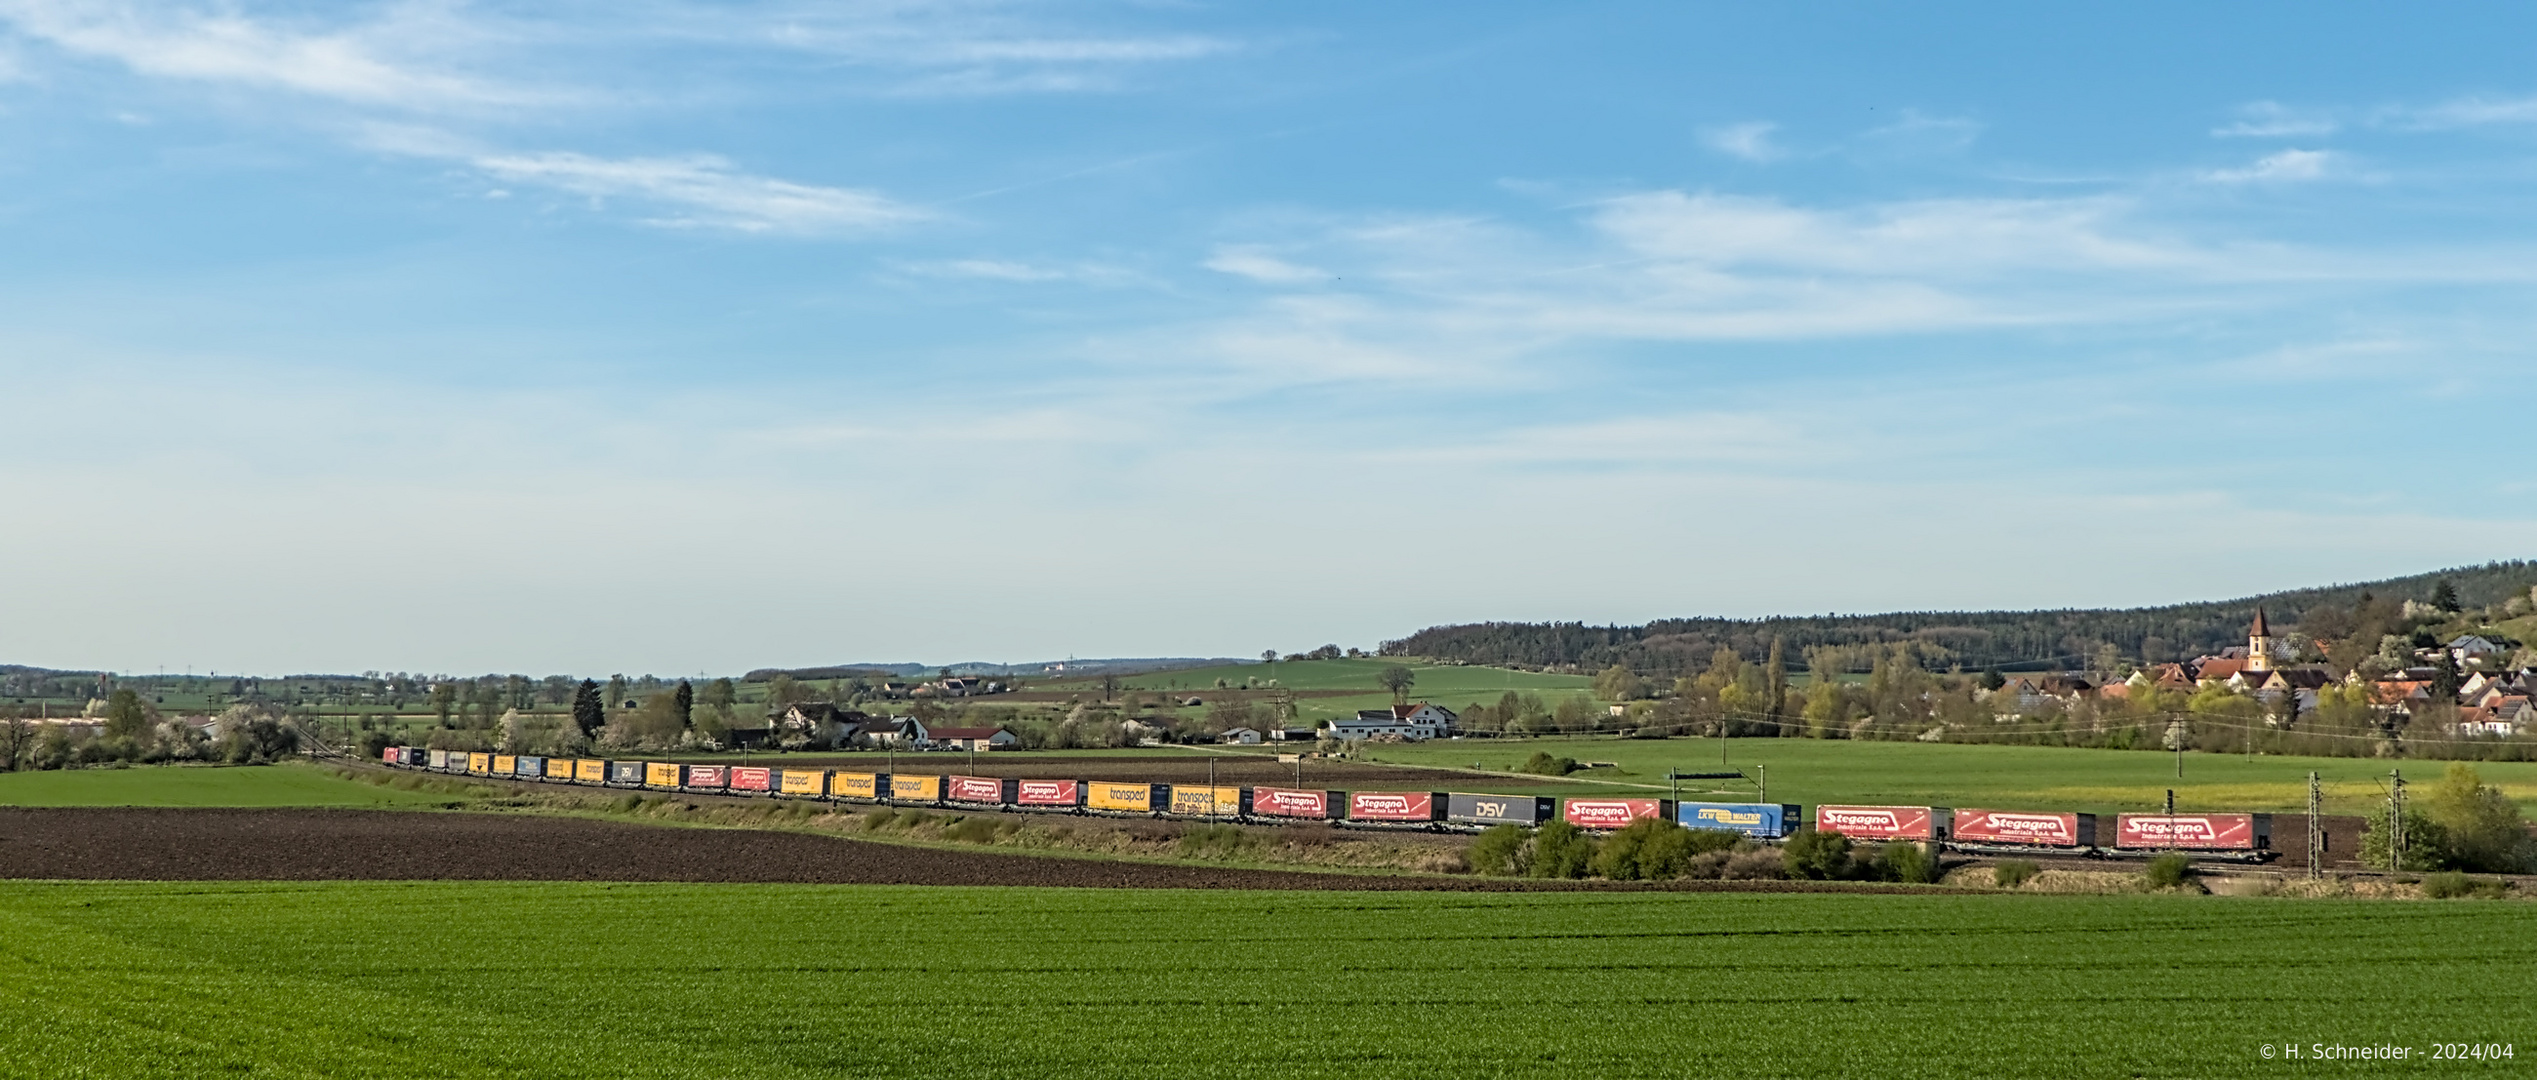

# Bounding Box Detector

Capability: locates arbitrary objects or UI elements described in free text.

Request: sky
[4,1,2536,677]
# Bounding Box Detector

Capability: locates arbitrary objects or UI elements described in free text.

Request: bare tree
[1378,664,1417,704]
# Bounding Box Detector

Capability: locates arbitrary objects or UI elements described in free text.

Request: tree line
[1381,561,2537,675]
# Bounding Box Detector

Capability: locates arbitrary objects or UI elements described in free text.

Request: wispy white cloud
[894,257,1140,284]
[1204,247,1328,285]
[2202,148,2336,184]
[2213,101,2337,138]
[471,150,916,233]
[1858,109,1982,154]
[746,2,1233,96]
[0,0,545,110]
[1700,120,1782,162]
[2382,93,2537,130]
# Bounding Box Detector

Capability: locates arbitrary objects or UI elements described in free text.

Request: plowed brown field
[0,808,1886,892]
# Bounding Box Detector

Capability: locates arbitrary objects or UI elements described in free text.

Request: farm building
[925,726,1017,751]
[1327,703,1457,741]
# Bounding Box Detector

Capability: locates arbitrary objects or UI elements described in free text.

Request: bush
[1992,860,2040,888]
[2424,765,2537,874]
[2421,871,2510,900]
[1591,819,1696,881]
[1529,821,1598,879]
[1875,842,1939,884]
[1469,824,1531,876]
[1720,848,1784,880]
[1782,829,1853,880]
[2142,852,2194,890]
[1517,751,1579,777]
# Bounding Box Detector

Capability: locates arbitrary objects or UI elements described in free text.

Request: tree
[700,677,738,716]
[0,708,32,771]
[2431,578,2461,614]
[430,682,457,726]
[604,675,628,710]
[1261,649,1277,664]
[101,688,152,741]
[1764,637,1788,729]
[1593,664,1645,702]
[2422,764,2536,873]
[672,680,695,731]
[570,679,605,738]
[1378,664,1417,704]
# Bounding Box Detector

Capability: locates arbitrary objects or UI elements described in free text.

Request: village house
[1326,703,1458,741]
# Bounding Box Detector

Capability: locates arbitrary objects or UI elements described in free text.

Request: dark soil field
[0,808,1871,892]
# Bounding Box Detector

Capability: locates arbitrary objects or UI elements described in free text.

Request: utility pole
[1759,764,1767,805]
[2306,771,2324,881]
[2388,769,2406,872]
[2164,789,2175,816]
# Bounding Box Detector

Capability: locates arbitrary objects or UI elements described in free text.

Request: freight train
[378,747,2274,860]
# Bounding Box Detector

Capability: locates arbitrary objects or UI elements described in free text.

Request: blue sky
[3,2,2534,676]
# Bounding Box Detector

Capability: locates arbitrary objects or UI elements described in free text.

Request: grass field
[0,881,2525,1079]
[1036,657,1597,723]
[0,763,470,808]
[1337,736,2537,815]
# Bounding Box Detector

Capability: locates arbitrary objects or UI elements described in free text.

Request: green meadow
[0,881,2526,1079]
[0,763,469,809]
[1042,657,1596,723]
[1342,736,2537,816]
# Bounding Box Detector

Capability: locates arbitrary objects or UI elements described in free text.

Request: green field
[1040,657,1597,723]
[0,763,466,808]
[0,881,2525,1078]
[1338,736,2537,816]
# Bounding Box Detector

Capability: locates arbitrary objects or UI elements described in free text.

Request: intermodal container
[1169,785,1242,818]
[468,753,493,776]
[1815,805,1949,841]
[892,774,943,802]
[382,746,400,764]
[644,762,682,788]
[607,760,644,785]
[1446,792,1554,826]
[1014,779,1083,809]
[492,754,517,776]
[516,756,545,779]
[1248,787,1340,820]
[427,749,451,770]
[1563,798,1667,830]
[579,759,609,783]
[683,765,727,790]
[778,769,825,796]
[544,757,573,783]
[831,772,883,800]
[1087,782,1160,813]
[2115,813,2268,851]
[1675,802,1802,839]
[946,775,1006,804]
[1347,791,1444,823]
[730,766,773,793]
[1953,809,2095,848]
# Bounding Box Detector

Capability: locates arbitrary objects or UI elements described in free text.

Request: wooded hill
[1380,561,2537,677]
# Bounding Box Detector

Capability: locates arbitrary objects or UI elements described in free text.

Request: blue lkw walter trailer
[1675,802,1802,839]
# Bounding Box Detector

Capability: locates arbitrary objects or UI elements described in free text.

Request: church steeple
[2246,607,2277,673]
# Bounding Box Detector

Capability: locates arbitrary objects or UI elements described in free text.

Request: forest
[1381,561,2537,676]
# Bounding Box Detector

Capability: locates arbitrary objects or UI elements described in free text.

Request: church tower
[2245,608,2278,673]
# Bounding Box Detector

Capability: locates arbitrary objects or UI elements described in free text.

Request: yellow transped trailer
[645,762,682,788]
